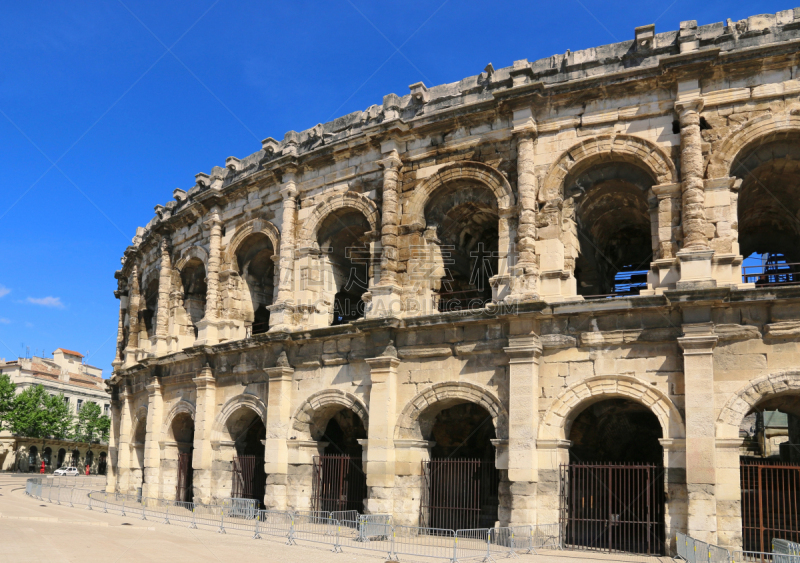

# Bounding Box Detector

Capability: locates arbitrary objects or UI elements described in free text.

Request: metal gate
[560,462,665,555]
[231,455,265,505]
[176,452,193,502]
[420,459,500,531]
[312,455,366,513]
[741,458,800,552]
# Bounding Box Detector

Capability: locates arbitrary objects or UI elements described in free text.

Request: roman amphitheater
[107,9,800,556]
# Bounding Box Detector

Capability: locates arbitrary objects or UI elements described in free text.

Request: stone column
[264,352,294,510]
[155,236,172,356]
[124,267,141,367]
[511,112,539,300]
[367,150,404,318]
[364,354,400,514]
[504,333,542,526]
[106,393,122,493]
[142,378,164,500]
[115,388,133,494]
[660,438,688,554]
[715,438,745,550]
[112,290,128,369]
[192,366,216,504]
[269,172,298,330]
[676,98,714,288]
[196,209,222,345]
[678,322,719,544]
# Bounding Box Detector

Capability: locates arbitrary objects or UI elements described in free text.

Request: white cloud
[0,285,9,298]
[26,296,65,309]
[24,322,34,328]
[0,318,10,324]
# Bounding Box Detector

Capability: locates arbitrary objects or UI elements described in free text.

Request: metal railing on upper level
[742,262,800,287]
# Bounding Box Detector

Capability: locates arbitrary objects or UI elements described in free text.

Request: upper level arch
[297,191,380,248]
[538,375,685,442]
[223,218,281,271]
[404,161,515,228]
[174,245,209,273]
[540,134,678,202]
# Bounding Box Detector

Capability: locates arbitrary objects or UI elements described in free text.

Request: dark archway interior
[141,278,159,338]
[317,209,371,325]
[133,419,146,484]
[227,408,266,505]
[568,399,663,464]
[734,138,800,285]
[181,259,207,337]
[740,395,800,462]
[235,233,274,334]
[425,183,498,311]
[321,409,367,457]
[57,448,66,469]
[429,402,497,459]
[567,162,654,297]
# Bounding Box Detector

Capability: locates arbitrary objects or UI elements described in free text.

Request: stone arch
[174,245,209,273]
[291,389,369,440]
[394,381,508,441]
[538,375,685,442]
[223,218,281,270]
[297,191,380,247]
[160,400,195,440]
[707,111,800,179]
[131,406,148,443]
[404,161,515,228]
[540,134,678,201]
[210,393,268,442]
[717,369,800,439]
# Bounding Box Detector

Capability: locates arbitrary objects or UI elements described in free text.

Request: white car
[53,466,79,476]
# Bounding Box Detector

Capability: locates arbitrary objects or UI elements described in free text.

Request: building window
[104,404,109,415]
[76,399,83,413]
[63,396,69,405]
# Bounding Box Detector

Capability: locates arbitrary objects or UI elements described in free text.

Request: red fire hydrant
[40,461,45,474]
[85,464,90,475]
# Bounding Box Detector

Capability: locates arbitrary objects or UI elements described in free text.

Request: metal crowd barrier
[26,477,568,562]
[677,532,733,563]
[733,552,800,563]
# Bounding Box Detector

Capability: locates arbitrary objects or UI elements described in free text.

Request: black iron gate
[421,459,500,531]
[231,455,265,505]
[560,462,665,555]
[312,455,366,513]
[741,458,800,552]
[176,452,193,503]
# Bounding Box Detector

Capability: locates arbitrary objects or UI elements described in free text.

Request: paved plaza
[0,474,673,563]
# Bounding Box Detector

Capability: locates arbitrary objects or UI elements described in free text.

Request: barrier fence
[677,533,800,563]
[25,477,563,562]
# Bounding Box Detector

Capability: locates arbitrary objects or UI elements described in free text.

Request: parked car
[53,466,79,476]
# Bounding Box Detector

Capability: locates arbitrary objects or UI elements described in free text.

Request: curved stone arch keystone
[538,375,685,442]
[174,245,209,273]
[716,370,800,439]
[297,192,380,248]
[223,218,281,271]
[291,388,369,440]
[159,400,196,441]
[540,134,678,202]
[210,393,268,442]
[404,161,515,228]
[394,381,509,441]
[707,112,800,179]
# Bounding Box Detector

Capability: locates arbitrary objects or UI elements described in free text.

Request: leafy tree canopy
[0,374,15,430]
[74,401,111,443]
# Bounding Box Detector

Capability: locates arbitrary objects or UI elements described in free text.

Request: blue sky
[0,0,790,375]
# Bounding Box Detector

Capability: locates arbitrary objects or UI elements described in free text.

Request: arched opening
[309,407,368,514]
[28,445,38,472]
[180,259,207,338]
[140,277,159,339]
[169,412,195,502]
[567,162,654,298]
[564,399,665,554]
[71,449,80,468]
[425,183,498,311]
[225,407,266,506]
[733,135,800,287]
[738,394,800,551]
[86,450,94,473]
[57,448,66,469]
[98,452,107,475]
[317,209,371,325]
[43,447,52,468]
[235,232,275,335]
[132,418,146,493]
[417,401,499,530]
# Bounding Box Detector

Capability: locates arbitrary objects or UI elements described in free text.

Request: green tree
[7,385,74,447]
[73,401,111,443]
[45,393,73,440]
[0,373,15,431]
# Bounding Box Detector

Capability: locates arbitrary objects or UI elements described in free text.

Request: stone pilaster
[106,393,122,493]
[124,267,141,367]
[504,333,542,526]
[715,438,745,550]
[676,97,714,289]
[142,378,164,500]
[511,109,539,300]
[112,290,127,369]
[269,172,298,330]
[192,366,216,504]
[155,236,172,356]
[115,388,133,494]
[364,355,400,514]
[264,353,294,510]
[678,323,718,544]
[196,209,222,345]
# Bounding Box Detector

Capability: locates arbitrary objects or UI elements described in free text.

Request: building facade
[108,9,800,554]
[0,349,111,473]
